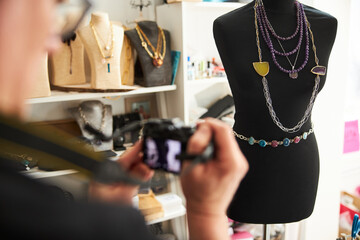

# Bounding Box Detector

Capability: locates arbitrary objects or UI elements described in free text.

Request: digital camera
[142,119,197,174]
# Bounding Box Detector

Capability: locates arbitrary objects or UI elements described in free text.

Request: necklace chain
[276,37,301,74]
[256,0,310,76]
[135,24,166,60]
[254,0,322,133]
[78,104,107,133]
[90,21,114,62]
[262,75,320,133]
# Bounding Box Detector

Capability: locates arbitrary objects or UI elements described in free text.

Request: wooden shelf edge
[26,85,177,104]
[147,205,186,225]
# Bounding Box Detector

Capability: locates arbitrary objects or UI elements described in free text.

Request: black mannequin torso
[213,0,337,223]
[125,21,172,87]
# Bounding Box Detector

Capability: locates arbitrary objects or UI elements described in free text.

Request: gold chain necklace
[90,21,114,73]
[135,24,166,68]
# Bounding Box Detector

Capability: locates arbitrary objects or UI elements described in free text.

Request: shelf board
[187,77,228,86]
[26,85,177,104]
[147,205,186,225]
[133,193,187,225]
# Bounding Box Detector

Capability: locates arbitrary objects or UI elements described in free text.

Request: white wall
[90,0,163,25]
[302,0,351,239]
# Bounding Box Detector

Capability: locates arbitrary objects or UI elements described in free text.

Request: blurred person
[0,1,248,240]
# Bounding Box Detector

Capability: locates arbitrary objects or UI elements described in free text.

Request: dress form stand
[50,34,86,86]
[263,224,270,240]
[213,0,337,224]
[78,12,123,89]
[125,21,172,87]
[69,100,113,152]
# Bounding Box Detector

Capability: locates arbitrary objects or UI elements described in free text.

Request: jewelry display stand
[69,100,113,152]
[125,21,172,87]
[27,53,51,98]
[50,34,86,86]
[119,25,135,86]
[78,12,123,89]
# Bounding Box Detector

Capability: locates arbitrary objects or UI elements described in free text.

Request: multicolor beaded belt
[233,127,314,148]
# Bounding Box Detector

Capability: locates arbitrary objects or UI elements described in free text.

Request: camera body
[142,119,196,174]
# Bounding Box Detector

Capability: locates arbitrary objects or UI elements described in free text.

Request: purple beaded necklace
[252,0,327,133]
[255,0,309,79]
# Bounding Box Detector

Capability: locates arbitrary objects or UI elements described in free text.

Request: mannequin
[50,33,86,86]
[69,100,113,152]
[78,12,123,89]
[27,53,50,98]
[125,21,172,87]
[213,0,337,223]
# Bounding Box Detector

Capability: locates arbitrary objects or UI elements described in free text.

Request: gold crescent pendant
[253,62,270,77]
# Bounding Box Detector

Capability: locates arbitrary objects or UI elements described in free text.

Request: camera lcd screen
[143,137,182,174]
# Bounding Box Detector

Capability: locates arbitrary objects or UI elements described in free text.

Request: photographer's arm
[181,118,249,240]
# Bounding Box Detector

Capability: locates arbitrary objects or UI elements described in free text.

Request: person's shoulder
[214,2,254,28]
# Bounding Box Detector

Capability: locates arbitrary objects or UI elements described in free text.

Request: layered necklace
[78,103,107,146]
[256,0,309,79]
[90,21,114,73]
[253,0,326,134]
[233,0,326,147]
[135,24,166,68]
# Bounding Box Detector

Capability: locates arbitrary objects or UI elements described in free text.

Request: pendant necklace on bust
[255,0,309,79]
[135,24,166,68]
[90,21,114,73]
[252,0,326,133]
[78,104,107,146]
[62,32,77,75]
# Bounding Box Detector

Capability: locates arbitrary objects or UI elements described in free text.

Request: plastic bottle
[187,56,195,80]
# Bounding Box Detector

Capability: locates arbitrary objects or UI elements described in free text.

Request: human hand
[89,140,154,205]
[181,118,248,239]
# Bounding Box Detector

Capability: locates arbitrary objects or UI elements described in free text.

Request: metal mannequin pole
[263,224,271,240]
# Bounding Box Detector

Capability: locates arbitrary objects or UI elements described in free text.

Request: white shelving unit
[156,3,244,239]
[157,2,244,125]
[26,85,176,104]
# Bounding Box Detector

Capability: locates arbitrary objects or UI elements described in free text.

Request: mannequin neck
[261,0,296,13]
[137,21,158,34]
[91,12,110,28]
[80,101,104,112]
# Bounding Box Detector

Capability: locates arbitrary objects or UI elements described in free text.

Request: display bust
[69,100,113,152]
[125,21,172,87]
[50,32,86,86]
[78,12,123,89]
[213,0,337,223]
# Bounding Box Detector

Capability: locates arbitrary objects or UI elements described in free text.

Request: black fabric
[0,115,157,240]
[213,0,337,223]
[125,21,172,87]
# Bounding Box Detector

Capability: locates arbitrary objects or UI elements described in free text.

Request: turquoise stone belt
[233,127,314,148]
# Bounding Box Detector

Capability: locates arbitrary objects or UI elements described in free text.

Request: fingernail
[196,119,205,124]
